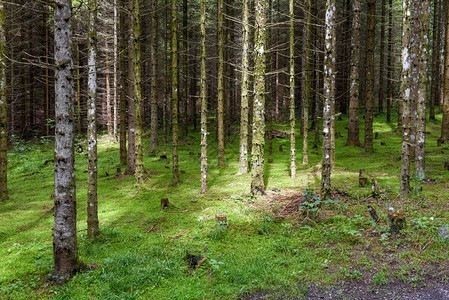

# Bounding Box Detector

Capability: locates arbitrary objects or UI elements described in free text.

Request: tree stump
[388,212,406,233]
[367,206,379,223]
[374,132,379,139]
[161,198,169,210]
[372,179,379,197]
[437,138,443,147]
[359,169,368,186]
[216,214,227,226]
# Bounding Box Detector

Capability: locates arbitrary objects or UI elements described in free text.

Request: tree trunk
[0,2,7,199]
[105,40,113,137]
[251,0,266,195]
[119,0,127,166]
[133,0,143,183]
[347,0,362,147]
[289,0,296,178]
[386,0,394,123]
[414,0,430,181]
[149,0,158,154]
[321,0,336,201]
[126,0,136,175]
[364,0,376,151]
[217,0,225,167]
[266,0,273,156]
[87,0,99,238]
[200,0,207,193]
[442,0,449,140]
[171,0,179,183]
[400,0,412,200]
[378,0,386,113]
[53,0,78,282]
[238,0,250,174]
[429,0,440,122]
[113,0,118,140]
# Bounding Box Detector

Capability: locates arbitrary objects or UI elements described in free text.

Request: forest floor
[1,112,449,299]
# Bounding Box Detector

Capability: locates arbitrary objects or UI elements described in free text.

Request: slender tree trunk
[119,0,127,166]
[303,0,314,164]
[0,1,7,200]
[217,0,225,167]
[53,0,78,282]
[386,0,394,123]
[414,0,430,181]
[149,0,158,154]
[45,7,50,137]
[238,0,250,174]
[289,0,296,178]
[126,0,136,175]
[251,0,266,195]
[171,0,179,183]
[113,0,118,140]
[400,0,412,200]
[181,0,188,137]
[200,0,207,193]
[429,0,440,122]
[76,42,82,136]
[347,0,362,146]
[321,0,336,201]
[364,0,376,151]
[105,40,113,137]
[87,0,99,238]
[442,1,449,140]
[133,0,143,183]
[378,0,386,112]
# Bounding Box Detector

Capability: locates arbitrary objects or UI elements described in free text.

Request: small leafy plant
[300,188,339,213]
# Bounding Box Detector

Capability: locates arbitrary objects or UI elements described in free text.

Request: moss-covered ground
[1,112,449,299]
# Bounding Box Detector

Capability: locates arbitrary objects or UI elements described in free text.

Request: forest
[0,0,449,298]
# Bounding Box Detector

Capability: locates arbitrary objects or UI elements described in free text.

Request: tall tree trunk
[119,0,127,166]
[303,0,314,164]
[53,0,78,282]
[414,0,430,180]
[113,0,118,140]
[0,1,7,200]
[76,42,82,136]
[378,0,386,112]
[105,40,113,137]
[149,0,158,154]
[429,0,440,121]
[266,0,273,156]
[442,0,449,140]
[87,0,99,238]
[217,0,225,167]
[400,0,412,200]
[364,0,376,151]
[200,0,207,193]
[171,0,179,183]
[181,0,188,137]
[238,0,250,174]
[45,6,50,137]
[126,0,136,175]
[321,0,336,201]
[347,0,361,146]
[289,0,296,178]
[386,0,394,123]
[251,0,266,195]
[133,0,143,183]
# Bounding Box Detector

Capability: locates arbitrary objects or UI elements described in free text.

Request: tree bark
[364,0,376,151]
[386,0,394,123]
[321,0,336,201]
[217,0,225,167]
[289,0,296,178]
[119,0,127,166]
[429,0,440,122]
[347,0,362,147]
[133,0,143,183]
[53,0,78,282]
[442,0,449,140]
[378,0,386,113]
[200,0,207,193]
[0,1,7,200]
[171,0,179,183]
[126,0,136,175]
[149,0,158,154]
[251,0,266,195]
[238,0,250,174]
[87,0,99,238]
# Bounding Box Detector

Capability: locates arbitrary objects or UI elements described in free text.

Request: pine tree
[289,0,296,178]
[200,0,208,193]
[217,0,225,167]
[0,0,7,200]
[171,0,180,183]
[364,0,376,151]
[133,0,143,184]
[149,0,158,154]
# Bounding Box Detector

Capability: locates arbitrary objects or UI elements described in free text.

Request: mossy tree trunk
[303,0,314,165]
[289,0,296,179]
[133,0,143,184]
[200,0,207,193]
[251,0,266,195]
[378,0,386,113]
[347,0,361,147]
[364,0,375,151]
[238,0,250,174]
[149,0,158,154]
[0,0,7,200]
[400,0,412,200]
[217,0,225,167]
[414,0,430,181]
[386,0,394,123]
[87,0,99,237]
[171,0,179,183]
[105,40,112,137]
[53,0,78,282]
[266,0,273,156]
[321,0,336,201]
[126,0,136,175]
[429,0,440,122]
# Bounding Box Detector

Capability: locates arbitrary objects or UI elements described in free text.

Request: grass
[1,111,449,299]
